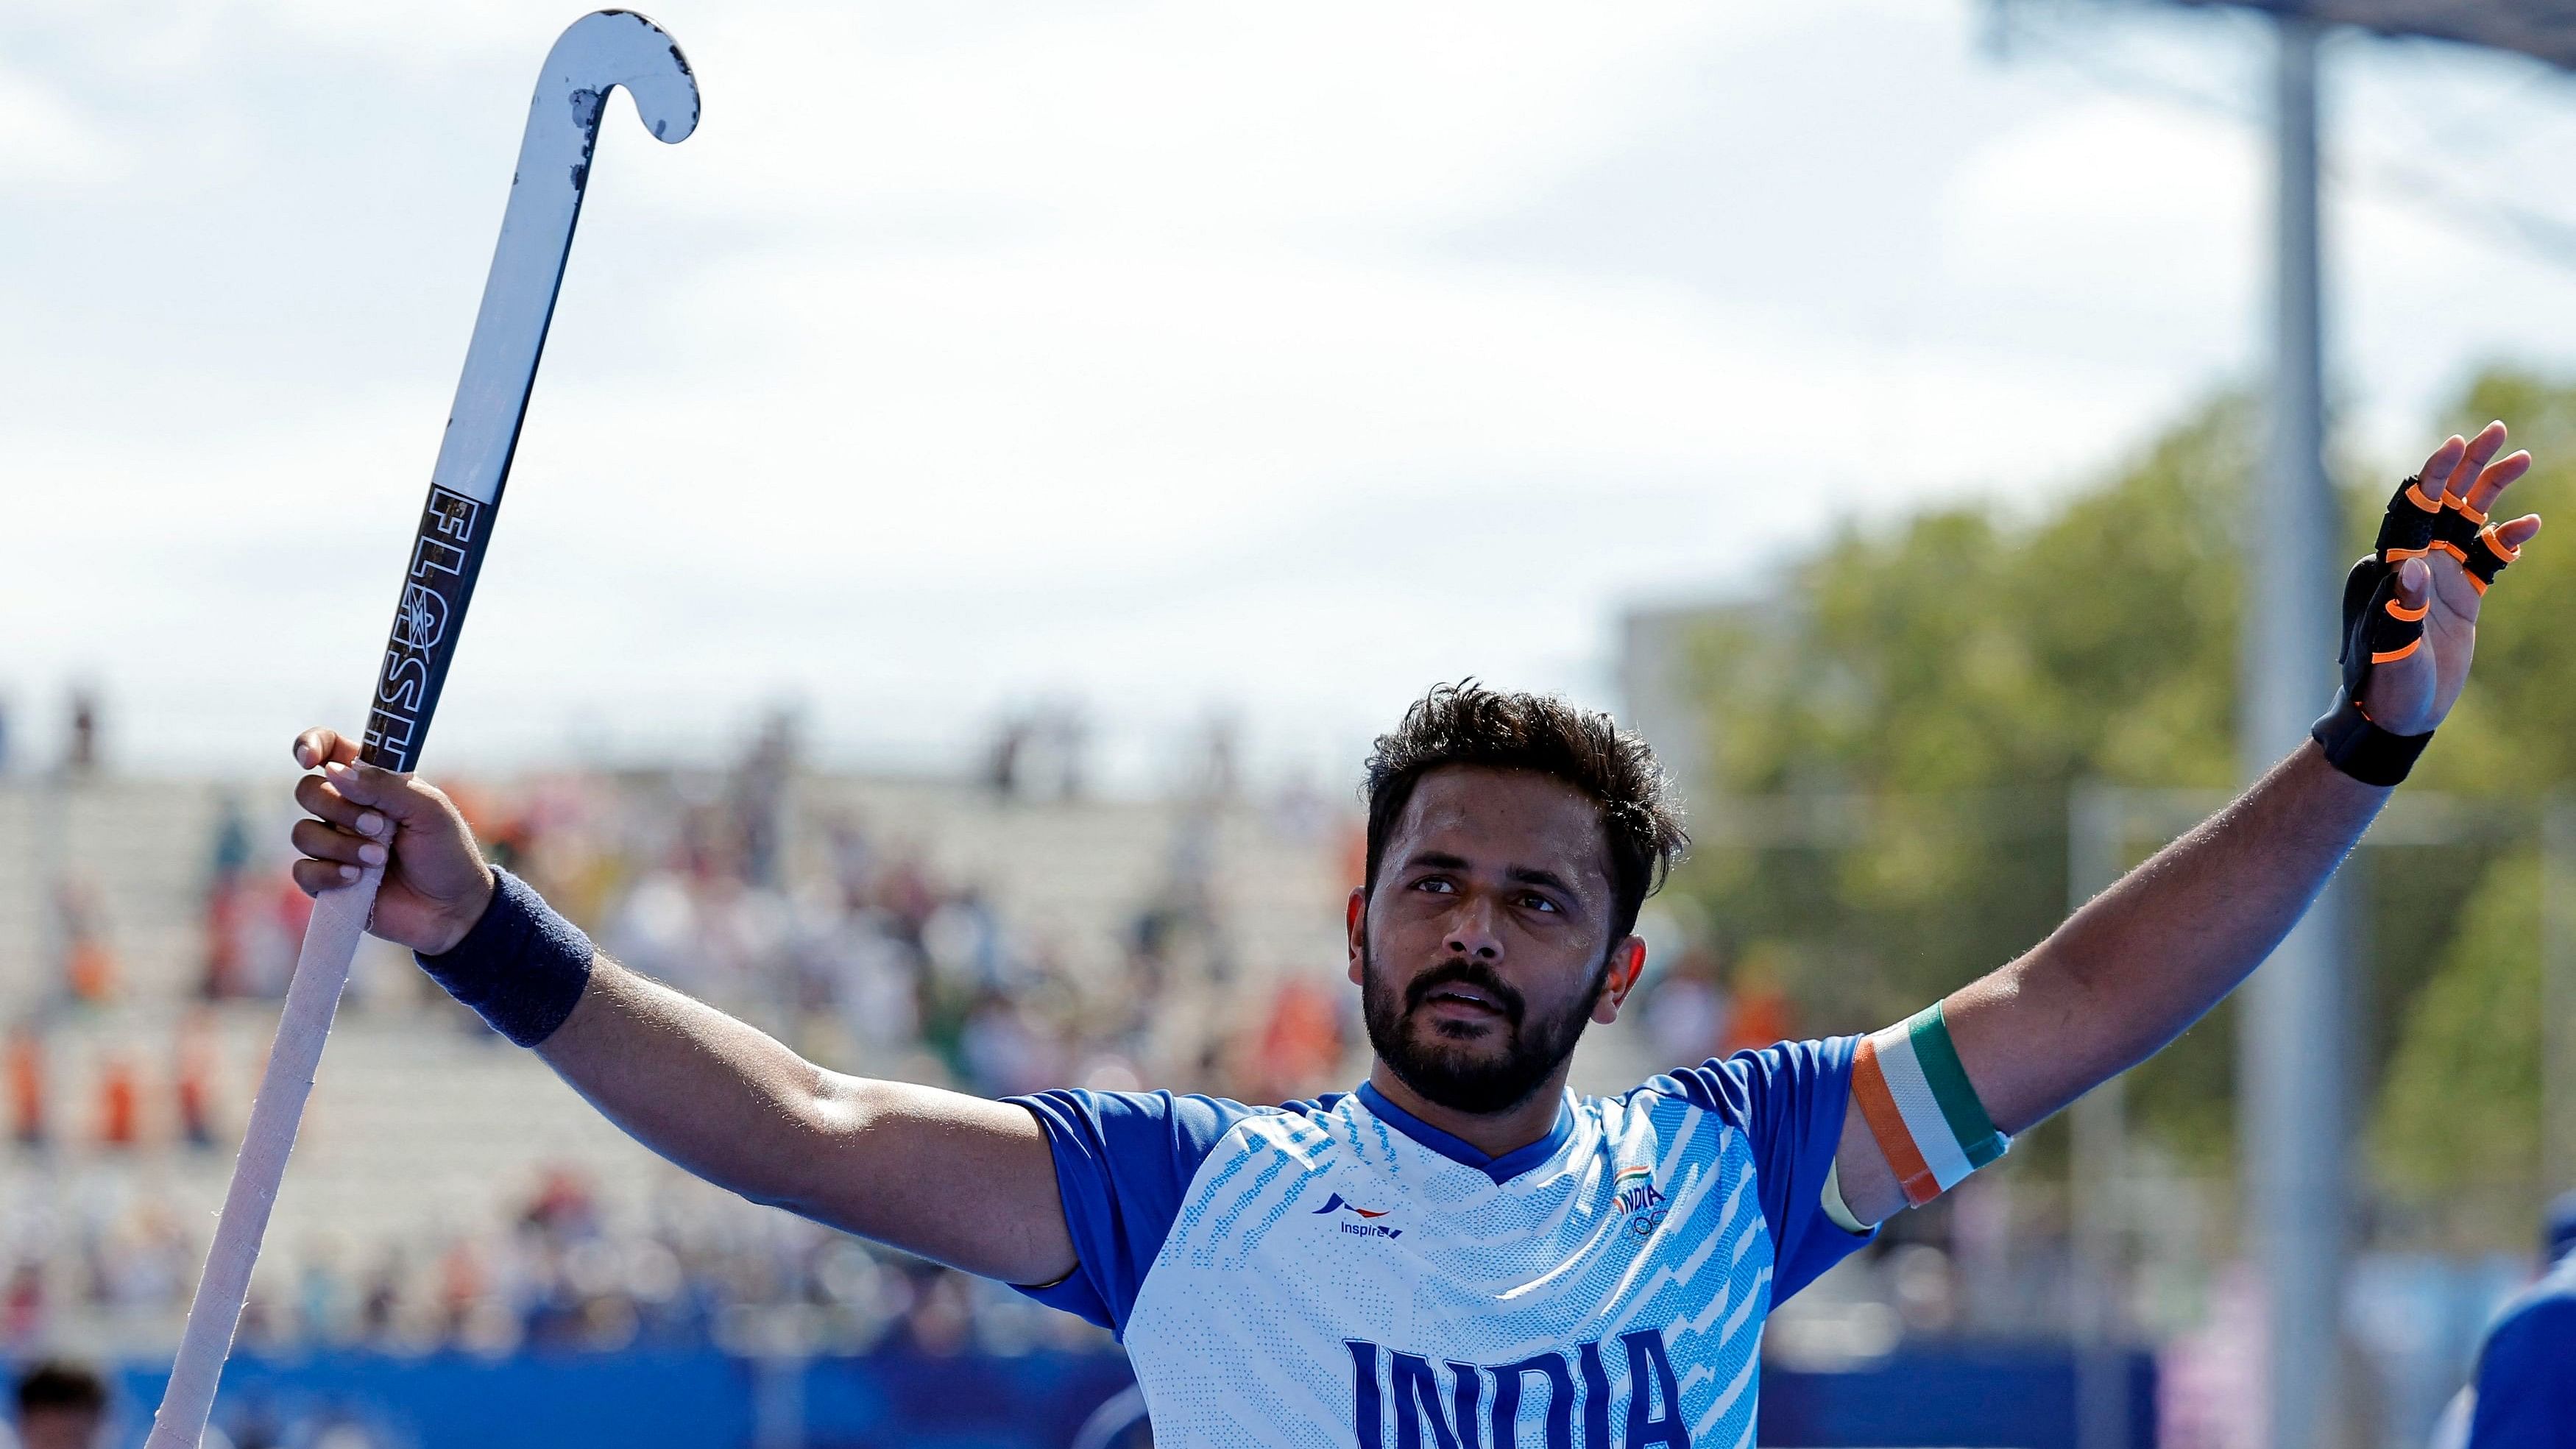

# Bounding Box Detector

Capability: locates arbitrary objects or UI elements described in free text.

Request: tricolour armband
[1850,1002,2009,1208]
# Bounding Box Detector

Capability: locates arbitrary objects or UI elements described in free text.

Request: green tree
[2360,369,2576,1221]
[2416,372,2576,790]
[1674,373,2576,1176]
[2372,852,2541,1205]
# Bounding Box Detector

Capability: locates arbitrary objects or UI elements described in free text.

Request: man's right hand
[290,727,496,955]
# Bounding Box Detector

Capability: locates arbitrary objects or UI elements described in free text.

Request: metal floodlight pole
[2242,16,2351,1449]
[2544,797,2576,1194]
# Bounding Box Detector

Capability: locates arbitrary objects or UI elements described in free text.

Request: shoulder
[1014,1088,1333,1175]
[1004,1088,1353,1333]
[2470,1266,2576,1434]
[1608,1038,1875,1305]
[2488,1271,2576,1351]
[1015,1096,1360,1194]
[2476,1265,2576,1384]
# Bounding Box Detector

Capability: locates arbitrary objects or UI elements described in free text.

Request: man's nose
[1444,895,1501,960]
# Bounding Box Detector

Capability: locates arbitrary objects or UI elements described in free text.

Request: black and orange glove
[2313,425,2536,786]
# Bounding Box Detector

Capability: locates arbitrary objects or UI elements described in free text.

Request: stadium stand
[0,759,1660,1371]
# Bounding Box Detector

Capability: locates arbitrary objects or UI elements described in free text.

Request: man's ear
[1346,887,1367,987]
[1592,937,1647,1025]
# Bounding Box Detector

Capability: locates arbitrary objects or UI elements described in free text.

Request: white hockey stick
[146,15,697,1446]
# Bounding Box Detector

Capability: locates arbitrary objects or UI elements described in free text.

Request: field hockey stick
[146,15,697,1445]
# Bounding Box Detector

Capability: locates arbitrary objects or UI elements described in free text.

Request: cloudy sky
[7,1,2576,787]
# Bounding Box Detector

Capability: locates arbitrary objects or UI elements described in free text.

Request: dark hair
[1362,681,1688,943]
[15,1360,107,1418]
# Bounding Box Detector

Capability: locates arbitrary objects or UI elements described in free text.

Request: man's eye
[1414,878,1455,894]
[1521,894,1560,914]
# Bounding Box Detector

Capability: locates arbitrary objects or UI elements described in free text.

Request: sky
[7,0,2576,790]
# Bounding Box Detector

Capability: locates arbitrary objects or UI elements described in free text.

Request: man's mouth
[1416,984,1507,1021]
[1400,961,1526,1030]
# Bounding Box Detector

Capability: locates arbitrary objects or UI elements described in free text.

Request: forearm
[1947,740,2388,1133]
[537,957,845,1212]
[536,957,1074,1283]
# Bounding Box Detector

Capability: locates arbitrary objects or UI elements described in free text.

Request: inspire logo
[1313,1193,1401,1239]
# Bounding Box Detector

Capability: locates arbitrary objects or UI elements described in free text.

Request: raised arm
[286,727,1077,1287]
[531,957,1074,1282]
[1835,424,2542,1225]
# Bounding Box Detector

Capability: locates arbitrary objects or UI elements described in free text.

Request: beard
[1360,944,1606,1116]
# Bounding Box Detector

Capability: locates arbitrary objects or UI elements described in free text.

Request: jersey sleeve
[1005,1088,1264,1333]
[1647,1035,1874,1303]
[2468,1292,2576,1445]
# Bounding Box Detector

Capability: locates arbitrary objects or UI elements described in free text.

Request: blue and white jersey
[1011,1037,1872,1448]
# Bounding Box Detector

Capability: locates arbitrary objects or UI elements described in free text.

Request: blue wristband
[415,867,595,1047]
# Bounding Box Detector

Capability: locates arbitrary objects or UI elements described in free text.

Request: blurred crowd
[13,710,1370,1126]
[233,1166,1112,1363]
[464,716,1353,1108]
[0,712,1381,1362]
[1,1163,1115,1380]
[0,704,1830,1381]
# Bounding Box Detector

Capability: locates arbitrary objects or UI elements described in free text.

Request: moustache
[1403,960,1526,1027]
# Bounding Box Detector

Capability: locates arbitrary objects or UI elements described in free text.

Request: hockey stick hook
[553,9,700,148]
[420,8,698,523]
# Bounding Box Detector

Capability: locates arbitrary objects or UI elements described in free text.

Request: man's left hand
[2362,421,2541,737]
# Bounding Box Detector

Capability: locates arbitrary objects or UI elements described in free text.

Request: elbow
[746,1069,872,1222]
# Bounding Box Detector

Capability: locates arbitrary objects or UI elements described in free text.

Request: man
[2433,1191,2576,1448]
[291,428,2538,1445]
[10,1361,108,1449]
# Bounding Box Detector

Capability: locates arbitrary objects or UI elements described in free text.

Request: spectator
[1715,950,1795,1059]
[1641,949,1729,1067]
[12,1360,107,1449]
[6,1024,44,1149]
[1240,979,1343,1105]
[987,718,1030,800]
[54,882,116,1005]
[64,692,97,776]
[201,794,254,999]
[91,1057,136,1150]
[174,1010,218,1149]
[1,1263,45,1348]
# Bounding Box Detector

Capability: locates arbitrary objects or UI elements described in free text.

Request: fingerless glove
[2310,475,2521,786]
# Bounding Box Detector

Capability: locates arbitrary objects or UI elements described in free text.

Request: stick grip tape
[146,871,380,1449]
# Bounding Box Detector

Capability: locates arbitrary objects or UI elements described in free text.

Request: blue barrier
[77,1344,2150,1448]
[799,1350,1137,1449]
[102,1350,1135,1449]
[1763,1347,2159,1449]
[113,1352,754,1448]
